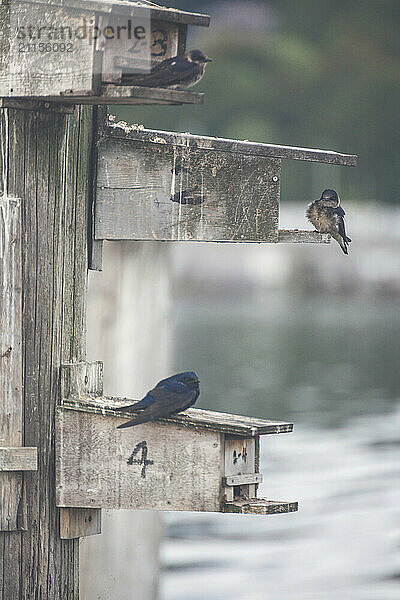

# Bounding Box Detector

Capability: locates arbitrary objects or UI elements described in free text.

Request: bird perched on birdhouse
[121,49,212,88]
[115,371,200,428]
[306,189,351,254]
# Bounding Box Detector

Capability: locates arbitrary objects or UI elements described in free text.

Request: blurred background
[83,1,400,599]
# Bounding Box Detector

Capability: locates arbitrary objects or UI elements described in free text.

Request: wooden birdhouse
[55,361,297,534]
[0,0,210,105]
[91,119,357,266]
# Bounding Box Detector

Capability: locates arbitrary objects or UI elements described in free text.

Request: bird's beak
[204,58,212,63]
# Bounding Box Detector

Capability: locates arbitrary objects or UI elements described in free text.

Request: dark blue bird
[121,49,212,89]
[115,371,200,429]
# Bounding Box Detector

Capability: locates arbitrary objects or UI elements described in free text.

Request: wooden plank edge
[59,507,101,539]
[58,400,294,437]
[101,86,204,104]
[89,239,103,271]
[225,473,263,486]
[222,499,298,515]
[13,88,204,106]
[278,229,331,244]
[103,125,357,166]
[0,447,38,471]
[25,0,211,27]
[0,99,75,113]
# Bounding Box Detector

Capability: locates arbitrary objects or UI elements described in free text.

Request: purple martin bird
[121,49,212,88]
[115,371,200,429]
[306,189,352,255]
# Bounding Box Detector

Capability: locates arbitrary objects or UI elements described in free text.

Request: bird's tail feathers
[117,414,153,429]
[332,232,349,255]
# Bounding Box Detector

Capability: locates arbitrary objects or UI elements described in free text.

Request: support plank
[59,508,101,539]
[223,500,298,515]
[278,229,331,243]
[60,361,103,400]
[0,196,23,531]
[0,448,37,472]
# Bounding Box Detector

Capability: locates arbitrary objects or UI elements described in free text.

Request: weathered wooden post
[0,102,93,597]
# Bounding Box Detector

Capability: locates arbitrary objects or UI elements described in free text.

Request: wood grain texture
[95,137,280,242]
[0,99,75,113]
[0,196,23,531]
[31,0,211,27]
[102,124,358,166]
[223,438,257,502]
[61,397,293,437]
[56,407,224,512]
[225,474,263,486]
[61,361,103,400]
[0,103,93,598]
[278,229,331,244]
[88,239,103,271]
[0,4,10,98]
[59,507,101,539]
[0,4,96,97]
[38,85,205,105]
[224,438,256,476]
[0,448,37,472]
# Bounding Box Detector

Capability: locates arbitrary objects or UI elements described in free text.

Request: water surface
[161,294,400,600]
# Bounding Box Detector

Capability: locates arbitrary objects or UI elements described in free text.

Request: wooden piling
[0,103,93,598]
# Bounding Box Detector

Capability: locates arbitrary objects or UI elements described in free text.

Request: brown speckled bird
[306,189,351,255]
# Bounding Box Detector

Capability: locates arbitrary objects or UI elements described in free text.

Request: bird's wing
[122,57,200,87]
[114,377,189,413]
[333,206,351,243]
[117,387,198,429]
[113,392,155,412]
[334,205,345,217]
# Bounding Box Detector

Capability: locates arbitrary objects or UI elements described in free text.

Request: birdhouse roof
[25,0,211,26]
[106,123,358,166]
